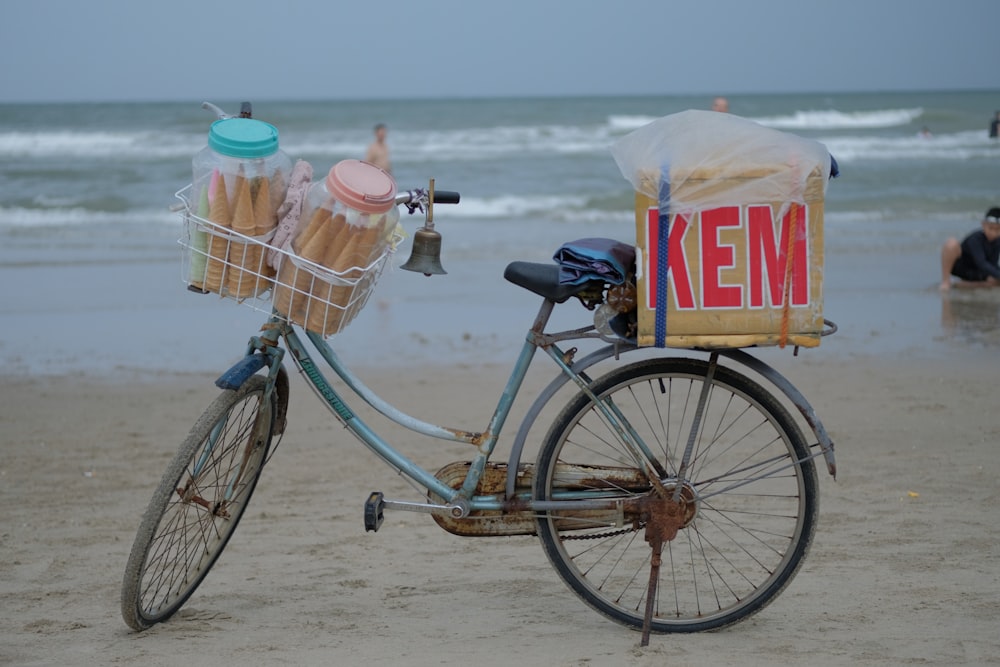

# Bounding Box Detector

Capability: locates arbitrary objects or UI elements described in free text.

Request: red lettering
[700,207,743,309]
[646,209,695,309]
[668,214,695,309]
[747,204,809,308]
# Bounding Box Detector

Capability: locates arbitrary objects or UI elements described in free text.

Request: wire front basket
[177,187,399,337]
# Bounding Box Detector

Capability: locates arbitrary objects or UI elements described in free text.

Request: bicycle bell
[401,178,447,276]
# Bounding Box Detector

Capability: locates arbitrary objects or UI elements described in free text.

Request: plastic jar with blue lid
[189,118,291,296]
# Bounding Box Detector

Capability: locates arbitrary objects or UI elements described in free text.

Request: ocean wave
[0,205,176,228]
[3,108,987,168]
[438,194,581,219]
[0,130,201,159]
[288,124,617,162]
[607,115,659,131]
[822,130,995,162]
[3,124,619,164]
[754,108,923,130]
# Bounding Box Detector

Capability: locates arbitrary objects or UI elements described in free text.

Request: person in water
[712,96,729,113]
[990,111,999,139]
[365,123,392,174]
[940,207,1000,291]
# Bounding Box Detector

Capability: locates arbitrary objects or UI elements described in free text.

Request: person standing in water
[365,123,392,174]
[989,111,999,139]
[712,97,729,113]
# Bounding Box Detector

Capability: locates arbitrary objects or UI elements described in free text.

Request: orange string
[779,204,798,348]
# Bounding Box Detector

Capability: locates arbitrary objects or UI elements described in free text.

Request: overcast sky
[1,0,996,103]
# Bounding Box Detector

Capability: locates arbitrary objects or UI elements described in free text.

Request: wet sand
[2,348,999,666]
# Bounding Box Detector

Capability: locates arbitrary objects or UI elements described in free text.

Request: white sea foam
[822,130,994,162]
[0,130,201,159]
[753,108,924,130]
[387,124,615,161]
[439,194,581,219]
[0,107,947,165]
[0,124,619,163]
[0,206,176,228]
[607,115,659,131]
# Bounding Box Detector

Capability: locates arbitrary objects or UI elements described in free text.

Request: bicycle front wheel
[534,357,818,633]
[121,375,275,631]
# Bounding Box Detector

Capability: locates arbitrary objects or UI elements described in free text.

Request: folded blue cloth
[553,238,636,285]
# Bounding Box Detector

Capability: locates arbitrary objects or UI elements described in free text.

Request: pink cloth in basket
[267,159,314,270]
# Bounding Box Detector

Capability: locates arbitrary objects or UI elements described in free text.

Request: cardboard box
[634,166,826,349]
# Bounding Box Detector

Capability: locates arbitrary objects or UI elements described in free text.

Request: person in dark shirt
[940,207,1000,291]
[990,111,1000,139]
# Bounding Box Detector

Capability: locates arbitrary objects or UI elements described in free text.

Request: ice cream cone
[297,214,340,333]
[298,211,338,263]
[320,214,350,267]
[316,220,388,335]
[227,171,259,298]
[272,258,302,322]
[275,205,329,325]
[203,170,232,294]
[293,206,332,255]
[253,176,277,280]
[187,184,210,291]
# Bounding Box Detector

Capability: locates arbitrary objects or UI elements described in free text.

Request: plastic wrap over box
[612,111,832,349]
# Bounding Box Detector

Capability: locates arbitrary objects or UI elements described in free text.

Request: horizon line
[2,86,998,106]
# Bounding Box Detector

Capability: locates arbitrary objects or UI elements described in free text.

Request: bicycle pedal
[364,491,385,532]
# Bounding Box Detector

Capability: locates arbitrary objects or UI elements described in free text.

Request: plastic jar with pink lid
[273,159,401,336]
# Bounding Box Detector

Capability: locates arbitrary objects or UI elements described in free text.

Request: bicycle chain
[561,523,643,541]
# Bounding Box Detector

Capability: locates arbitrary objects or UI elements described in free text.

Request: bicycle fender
[272,363,290,435]
[504,344,837,499]
[215,354,267,391]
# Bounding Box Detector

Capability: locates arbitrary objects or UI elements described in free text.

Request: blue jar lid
[207,118,280,158]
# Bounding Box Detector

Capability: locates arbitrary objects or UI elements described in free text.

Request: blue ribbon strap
[654,164,670,347]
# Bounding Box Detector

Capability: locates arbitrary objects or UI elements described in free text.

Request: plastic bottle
[190,118,291,296]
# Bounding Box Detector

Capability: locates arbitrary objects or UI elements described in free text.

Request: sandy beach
[2,345,999,667]
[4,89,1000,666]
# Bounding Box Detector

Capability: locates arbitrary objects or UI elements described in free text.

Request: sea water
[1,91,998,375]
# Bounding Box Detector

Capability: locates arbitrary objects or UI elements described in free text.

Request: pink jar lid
[326,159,396,214]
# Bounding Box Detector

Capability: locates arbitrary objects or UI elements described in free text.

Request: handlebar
[432,190,460,204]
[395,188,461,207]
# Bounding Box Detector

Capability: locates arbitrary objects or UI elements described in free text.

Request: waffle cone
[253,177,274,234]
[298,212,338,263]
[227,172,261,298]
[203,170,233,294]
[253,177,277,280]
[322,223,379,317]
[273,258,315,326]
[293,206,332,255]
[305,272,338,335]
[320,214,350,267]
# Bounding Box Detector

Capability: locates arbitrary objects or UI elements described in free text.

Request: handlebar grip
[433,190,461,204]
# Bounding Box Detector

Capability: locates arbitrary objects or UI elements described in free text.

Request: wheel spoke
[535,358,818,633]
[121,378,273,630]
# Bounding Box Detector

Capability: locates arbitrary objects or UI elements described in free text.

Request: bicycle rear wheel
[534,358,818,633]
[121,375,274,631]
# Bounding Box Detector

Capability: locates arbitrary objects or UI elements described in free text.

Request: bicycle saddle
[503,261,600,303]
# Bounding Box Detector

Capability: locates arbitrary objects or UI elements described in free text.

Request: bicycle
[121,172,837,645]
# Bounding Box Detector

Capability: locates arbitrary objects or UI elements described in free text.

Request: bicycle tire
[534,357,818,633]
[121,375,275,631]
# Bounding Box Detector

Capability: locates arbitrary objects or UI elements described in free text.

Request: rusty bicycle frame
[220,296,837,526]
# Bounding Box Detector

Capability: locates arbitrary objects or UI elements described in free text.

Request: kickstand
[641,533,663,646]
[640,491,685,646]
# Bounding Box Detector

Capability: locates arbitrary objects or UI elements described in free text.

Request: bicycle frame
[223,289,836,522]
